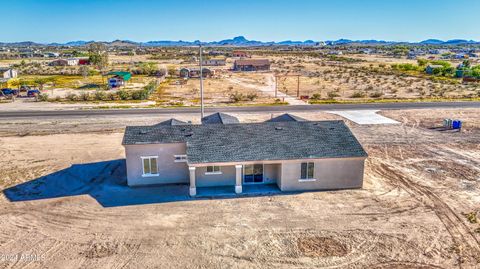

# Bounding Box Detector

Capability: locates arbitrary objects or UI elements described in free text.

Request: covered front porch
[188,163,281,197]
[196,184,281,198]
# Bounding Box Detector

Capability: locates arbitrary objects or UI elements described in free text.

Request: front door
[243,164,263,184]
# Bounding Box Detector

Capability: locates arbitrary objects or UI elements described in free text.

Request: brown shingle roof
[235,59,270,66]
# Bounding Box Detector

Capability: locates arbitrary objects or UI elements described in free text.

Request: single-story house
[44,52,60,58]
[179,67,213,78]
[233,59,271,71]
[49,58,79,66]
[0,68,18,79]
[107,71,132,88]
[425,64,444,74]
[78,58,90,65]
[232,51,250,58]
[122,113,367,196]
[201,58,226,66]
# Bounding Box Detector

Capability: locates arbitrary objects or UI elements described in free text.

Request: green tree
[417,59,428,67]
[88,43,109,70]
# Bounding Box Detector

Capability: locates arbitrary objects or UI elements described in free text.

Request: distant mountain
[419,39,444,45]
[443,39,477,45]
[325,39,398,45]
[64,40,93,46]
[1,36,479,47]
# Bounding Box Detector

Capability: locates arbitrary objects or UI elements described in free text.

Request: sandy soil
[0,108,479,268]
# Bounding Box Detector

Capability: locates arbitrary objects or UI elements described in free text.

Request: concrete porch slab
[196,184,281,198]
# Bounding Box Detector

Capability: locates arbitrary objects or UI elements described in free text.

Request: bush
[229,91,244,103]
[311,93,322,100]
[66,93,77,101]
[38,93,49,102]
[79,91,91,101]
[131,89,149,100]
[117,89,130,100]
[351,91,366,98]
[94,90,106,101]
[105,92,116,101]
[369,91,383,98]
[246,93,258,101]
[327,91,340,99]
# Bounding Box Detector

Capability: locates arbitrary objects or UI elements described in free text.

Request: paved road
[0,101,479,118]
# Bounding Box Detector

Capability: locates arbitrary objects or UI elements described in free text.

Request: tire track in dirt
[375,162,480,267]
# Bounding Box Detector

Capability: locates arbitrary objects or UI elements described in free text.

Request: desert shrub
[131,89,149,100]
[117,89,130,100]
[94,90,106,101]
[465,212,478,224]
[350,91,366,98]
[369,91,383,98]
[54,96,61,102]
[246,93,258,101]
[105,92,116,101]
[229,91,244,103]
[66,93,78,101]
[311,93,322,100]
[327,91,339,99]
[79,91,91,101]
[38,93,49,102]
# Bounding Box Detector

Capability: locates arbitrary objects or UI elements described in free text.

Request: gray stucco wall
[195,165,236,187]
[277,158,365,191]
[125,143,189,186]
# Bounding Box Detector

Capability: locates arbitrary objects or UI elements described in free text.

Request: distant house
[0,68,18,79]
[49,59,68,66]
[232,51,249,58]
[179,68,213,78]
[201,58,226,66]
[78,58,90,65]
[44,52,60,58]
[49,58,79,66]
[122,113,367,196]
[425,65,444,74]
[233,59,270,71]
[107,71,132,88]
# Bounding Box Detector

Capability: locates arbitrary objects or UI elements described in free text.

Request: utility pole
[199,44,204,118]
[274,75,278,98]
[296,75,300,97]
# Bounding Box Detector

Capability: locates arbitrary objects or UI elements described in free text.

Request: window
[243,164,264,184]
[206,166,221,175]
[174,155,187,162]
[300,162,315,180]
[142,156,158,176]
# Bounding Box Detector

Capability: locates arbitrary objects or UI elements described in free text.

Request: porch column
[189,167,196,196]
[235,165,242,194]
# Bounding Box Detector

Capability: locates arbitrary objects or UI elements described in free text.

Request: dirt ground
[0,108,479,268]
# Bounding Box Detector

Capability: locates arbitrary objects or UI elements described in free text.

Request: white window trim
[174,154,188,163]
[299,178,317,182]
[205,166,222,175]
[141,156,159,177]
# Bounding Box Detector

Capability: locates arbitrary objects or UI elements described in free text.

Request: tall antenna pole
[199,44,204,119]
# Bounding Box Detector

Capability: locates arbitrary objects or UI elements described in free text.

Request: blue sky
[2,0,479,43]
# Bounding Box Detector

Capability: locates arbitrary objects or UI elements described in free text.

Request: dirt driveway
[0,109,479,268]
